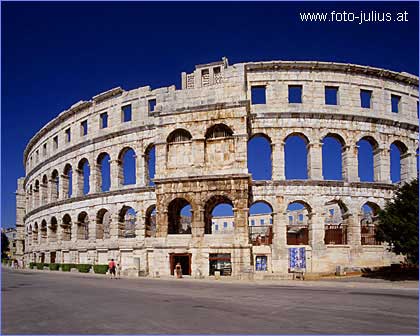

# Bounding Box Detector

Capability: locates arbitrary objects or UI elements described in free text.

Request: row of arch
[25,197,382,247]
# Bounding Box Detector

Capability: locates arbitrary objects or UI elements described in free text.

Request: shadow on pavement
[361,264,419,281]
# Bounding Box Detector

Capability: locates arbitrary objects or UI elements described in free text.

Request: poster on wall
[289,247,306,271]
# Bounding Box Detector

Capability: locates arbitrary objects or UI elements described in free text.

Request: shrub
[29,262,36,269]
[77,264,92,273]
[93,264,109,274]
[49,263,60,271]
[36,263,44,270]
[61,263,76,272]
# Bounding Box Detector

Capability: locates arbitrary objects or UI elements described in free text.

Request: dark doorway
[169,253,191,276]
[40,253,45,263]
[50,252,56,264]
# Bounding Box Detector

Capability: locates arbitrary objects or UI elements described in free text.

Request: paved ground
[2,267,418,335]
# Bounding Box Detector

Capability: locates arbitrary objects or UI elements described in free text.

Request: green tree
[376,178,419,265]
[1,231,10,259]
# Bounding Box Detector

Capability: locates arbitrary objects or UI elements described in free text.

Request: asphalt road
[2,268,418,335]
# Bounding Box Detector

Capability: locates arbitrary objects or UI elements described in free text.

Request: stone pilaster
[308,142,323,180]
[272,141,285,180]
[342,144,359,182]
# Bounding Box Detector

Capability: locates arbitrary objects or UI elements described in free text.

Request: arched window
[33,222,39,244]
[61,214,72,241]
[118,147,136,186]
[118,206,136,238]
[248,134,272,180]
[77,212,89,240]
[34,180,40,208]
[145,205,157,238]
[145,145,155,186]
[78,158,90,195]
[205,124,233,139]
[361,202,381,245]
[49,217,58,243]
[96,208,110,240]
[50,170,59,202]
[286,201,310,245]
[204,195,233,234]
[322,134,345,180]
[41,175,48,205]
[249,201,273,245]
[97,153,111,192]
[167,129,192,143]
[63,164,73,198]
[27,225,33,246]
[168,198,192,234]
[324,200,348,245]
[390,141,408,183]
[285,134,309,180]
[357,136,378,182]
[40,220,47,243]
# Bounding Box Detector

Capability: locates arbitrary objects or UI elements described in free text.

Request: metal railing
[249,226,273,245]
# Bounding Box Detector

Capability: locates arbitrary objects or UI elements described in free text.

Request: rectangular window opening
[201,69,210,86]
[122,105,132,122]
[100,112,108,129]
[81,120,88,136]
[213,66,222,84]
[325,86,339,105]
[148,99,156,113]
[288,85,302,104]
[391,94,401,113]
[43,143,47,156]
[65,128,71,143]
[360,89,372,109]
[53,136,58,150]
[251,86,266,105]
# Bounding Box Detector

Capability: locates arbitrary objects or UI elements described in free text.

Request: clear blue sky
[2,2,418,227]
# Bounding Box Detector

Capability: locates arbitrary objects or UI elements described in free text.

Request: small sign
[289,247,306,271]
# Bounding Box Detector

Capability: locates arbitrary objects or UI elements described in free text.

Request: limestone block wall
[19,58,418,276]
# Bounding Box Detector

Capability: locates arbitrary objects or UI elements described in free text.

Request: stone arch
[167,128,192,143]
[168,198,192,234]
[76,211,89,240]
[357,135,379,182]
[204,195,234,234]
[77,158,90,195]
[248,133,272,181]
[390,140,409,183]
[96,208,110,240]
[40,219,47,243]
[145,204,157,238]
[249,200,274,245]
[361,201,381,245]
[322,133,346,181]
[33,222,39,244]
[49,216,58,243]
[50,169,59,202]
[96,152,111,192]
[286,200,311,245]
[324,199,349,245]
[41,174,48,205]
[118,147,136,186]
[118,206,137,238]
[62,163,73,198]
[284,132,310,180]
[145,144,155,186]
[205,123,234,139]
[33,179,40,208]
[61,213,72,241]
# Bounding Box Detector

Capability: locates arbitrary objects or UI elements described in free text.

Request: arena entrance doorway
[169,253,191,276]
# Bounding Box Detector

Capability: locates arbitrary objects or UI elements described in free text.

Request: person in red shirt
[108,259,116,279]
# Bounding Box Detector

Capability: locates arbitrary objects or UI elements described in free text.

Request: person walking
[116,263,121,279]
[108,259,116,279]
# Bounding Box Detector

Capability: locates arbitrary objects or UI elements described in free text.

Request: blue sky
[2,2,419,227]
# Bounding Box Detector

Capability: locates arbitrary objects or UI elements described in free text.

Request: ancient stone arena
[16,58,419,278]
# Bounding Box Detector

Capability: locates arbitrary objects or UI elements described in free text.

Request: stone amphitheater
[15,57,419,278]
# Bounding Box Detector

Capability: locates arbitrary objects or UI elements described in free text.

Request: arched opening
[40,220,47,243]
[28,185,33,210]
[119,147,136,186]
[49,217,58,243]
[34,180,40,208]
[167,129,192,143]
[357,136,378,182]
[361,202,381,245]
[168,198,192,234]
[205,124,233,139]
[390,141,408,183]
[285,133,309,180]
[286,201,310,245]
[77,211,89,240]
[32,222,39,244]
[249,201,273,245]
[41,175,48,205]
[50,170,59,202]
[324,200,348,245]
[247,134,272,180]
[97,153,111,192]
[118,206,136,238]
[145,205,157,238]
[96,208,111,240]
[61,214,72,241]
[322,134,345,180]
[145,145,155,186]
[77,158,90,195]
[204,195,233,234]
[63,164,73,198]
